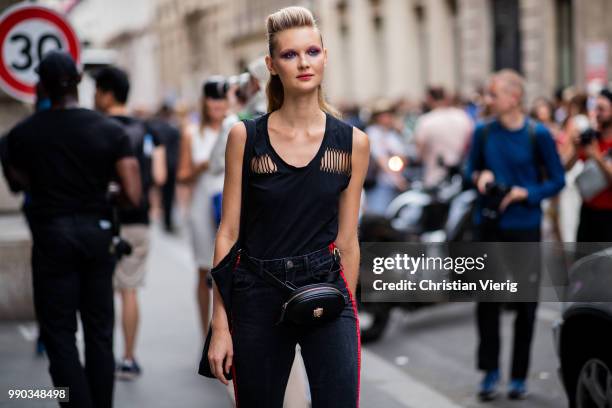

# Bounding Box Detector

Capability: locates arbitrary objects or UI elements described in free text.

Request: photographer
[177,76,228,339]
[365,100,409,215]
[465,70,565,401]
[208,57,270,228]
[414,86,473,188]
[567,89,612,242]
[3,51,141,408]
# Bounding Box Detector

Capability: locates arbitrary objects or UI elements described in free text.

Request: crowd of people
[1,5,611,407]
[341,71,611,400]
[337,77,612,245]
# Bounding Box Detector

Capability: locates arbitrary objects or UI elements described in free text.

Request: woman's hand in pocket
[208,327,233,385]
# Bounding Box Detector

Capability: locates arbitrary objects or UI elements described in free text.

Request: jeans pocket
[232,265,256,293]
[310,257,341,284]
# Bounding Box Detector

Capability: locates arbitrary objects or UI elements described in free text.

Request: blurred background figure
[1,81,51,356]
[147,102,181,233]
[339,103,365,131]
[365,100,409,215]
[465,86,486,122]
[567,89,612,242]
[558,93,589,242]
[177,76,228,339]
[208,57,269,227]
[3,51,141,408]
[531,97,559,136]
[530,96,562,241]
[466,69,565,401]
[414,86,473,188]
[94,66,167,380]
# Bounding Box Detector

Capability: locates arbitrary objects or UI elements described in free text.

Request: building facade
[106,26,162,112]
[321,0,612,105]
[153,0,310,106]
[148,0,611,108]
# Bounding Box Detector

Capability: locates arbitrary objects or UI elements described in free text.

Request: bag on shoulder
[576,158,610,200]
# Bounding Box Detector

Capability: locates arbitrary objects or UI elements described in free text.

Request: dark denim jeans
[476,227,540,380]
[231,244,361,407]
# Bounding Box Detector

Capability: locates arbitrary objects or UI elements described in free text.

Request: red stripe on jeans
[229,323,239,407]
[231,362,239,407]
[330,243,361,408]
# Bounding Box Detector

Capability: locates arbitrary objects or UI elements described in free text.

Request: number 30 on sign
[0,3,80,103]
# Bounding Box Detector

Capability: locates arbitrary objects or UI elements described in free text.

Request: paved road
[365,302,568,408]
[0,222,568,407]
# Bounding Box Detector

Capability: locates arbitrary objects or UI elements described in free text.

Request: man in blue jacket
[465,69,565,401]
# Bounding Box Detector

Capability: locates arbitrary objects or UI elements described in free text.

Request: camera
[203,76,230,99]
[111,235,132,259]
[481,182,512,222]
[574,114,599,146]
[204,73,252,101]
[580,128,598,146]
[107,182,132,260]
[230,72,252,102]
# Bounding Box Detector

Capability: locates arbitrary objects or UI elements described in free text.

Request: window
[492,0,521,72]
[446,0,461,90]
[371,0,385,94]
[414,4,428,89]
[556,0,574,88]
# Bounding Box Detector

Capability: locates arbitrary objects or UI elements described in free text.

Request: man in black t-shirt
[4,51,141,408]
[147,103,181,233]
[94,66,167,380]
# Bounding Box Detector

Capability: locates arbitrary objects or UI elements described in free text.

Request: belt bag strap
[245,256,298,294]
[245,247,342,295]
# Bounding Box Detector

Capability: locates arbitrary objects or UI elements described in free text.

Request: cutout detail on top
[251,154,278,174]
[320,148,351,176]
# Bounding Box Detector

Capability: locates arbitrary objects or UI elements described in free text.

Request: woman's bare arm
[208,122,246,385]
[210,121,246,329]
[335,127,370,295]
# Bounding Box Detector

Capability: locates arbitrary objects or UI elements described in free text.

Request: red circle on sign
[0,5,80,100]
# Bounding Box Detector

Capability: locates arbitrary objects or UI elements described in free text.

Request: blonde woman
[178,78,228,337]
[208,6,369,407]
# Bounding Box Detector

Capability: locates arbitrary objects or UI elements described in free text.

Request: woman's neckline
[265,111,329,170]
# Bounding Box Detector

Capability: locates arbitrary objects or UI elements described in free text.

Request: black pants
[577,204,612,242]
[231,244,360,407]
[161,167,177,231]
[476,226,540,380]
[31,215,115,408]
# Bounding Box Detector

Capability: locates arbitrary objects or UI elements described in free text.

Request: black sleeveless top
[243,112,354,259]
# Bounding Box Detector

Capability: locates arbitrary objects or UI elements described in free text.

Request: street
[1,222,568,408]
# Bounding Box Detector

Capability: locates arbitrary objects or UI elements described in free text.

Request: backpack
[120,118,155,193]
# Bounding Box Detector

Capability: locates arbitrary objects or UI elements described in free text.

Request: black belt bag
[250,250,347,326]
[279,282,346,325]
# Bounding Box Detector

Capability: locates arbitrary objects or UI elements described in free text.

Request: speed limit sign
[0,3,80,103]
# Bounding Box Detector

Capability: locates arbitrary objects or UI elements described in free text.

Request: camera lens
[203,76,228,99]
[580,128,596,145]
